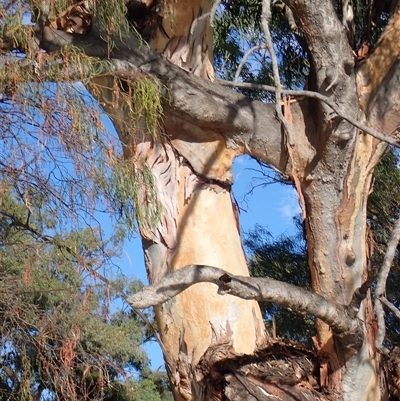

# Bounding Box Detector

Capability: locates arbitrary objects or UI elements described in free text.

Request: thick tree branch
[127,264,363,342]
[218,80,400,147]
[286,0,355,95]
[4,24,290,172]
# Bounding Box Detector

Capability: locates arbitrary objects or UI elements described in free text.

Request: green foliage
[1,4,163,235]
[129,77,164,139]
[0,76,160,235]
[0,185,158,400]
[94,0,130,41]
[214,0,309,95]
[104,377,173,401]
[94,150,161,232]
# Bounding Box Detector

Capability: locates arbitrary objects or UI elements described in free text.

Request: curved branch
[234,45,267,83]
[381,297,400,320]
[375,214,400,351]
[127,264,363,342]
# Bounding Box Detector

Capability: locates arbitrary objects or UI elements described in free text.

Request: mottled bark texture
[7,0,400,400]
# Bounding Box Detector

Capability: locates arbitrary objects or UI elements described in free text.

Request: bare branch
[127,264,362,343]
[260,0,307,219]
[260,0,293,147]
[375,215,400,350]
[218,80,400,147]
[189,0,222,35]
[342,0,355,46]
[234,45,267,83]
[381,297,400,320]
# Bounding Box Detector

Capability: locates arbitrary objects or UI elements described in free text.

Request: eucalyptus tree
[2,0,400,400]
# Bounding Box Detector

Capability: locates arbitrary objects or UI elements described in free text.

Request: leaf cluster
[0,75,161,235]
[0,184,155,400]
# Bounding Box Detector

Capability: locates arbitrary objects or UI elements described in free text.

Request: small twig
[218,80,400,147]
[234,45,267,82]
[375,214,400,350]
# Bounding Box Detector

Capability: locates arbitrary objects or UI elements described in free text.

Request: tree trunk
[86,1,400,399]
[122,2,267,399]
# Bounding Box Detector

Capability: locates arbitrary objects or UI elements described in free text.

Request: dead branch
[260,0,306,219]
[375,214,400,351]
[127,264,363,345]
